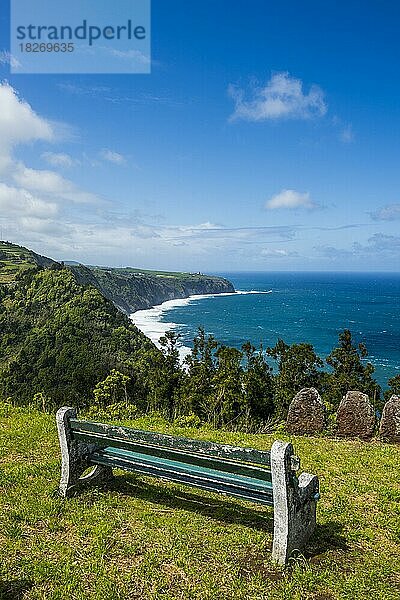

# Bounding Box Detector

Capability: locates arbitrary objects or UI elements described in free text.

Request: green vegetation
[70,263,235,314]
[0,243,385,429]
[0,260,173,411]
[0,404,399,599]
[0,241,55,284]
[0,240,388,430]
[386,374,400,400]
[0,241,398,598]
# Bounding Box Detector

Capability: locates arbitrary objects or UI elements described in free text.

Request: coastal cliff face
[70,265,235,314]
[0,241,235,315]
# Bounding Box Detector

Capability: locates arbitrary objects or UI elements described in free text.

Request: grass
[0,405,399,599]
[89,266,218,280]
[0,261,33,284]
[0,241,41,284]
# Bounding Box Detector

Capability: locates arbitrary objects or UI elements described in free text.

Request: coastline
[129,290,272,360]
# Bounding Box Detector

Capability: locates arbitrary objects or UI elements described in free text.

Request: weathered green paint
[71,430,272,482]
[69,419,271,466]
[92,447,274,506]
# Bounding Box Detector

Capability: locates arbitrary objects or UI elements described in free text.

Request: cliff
[0,241,235,315]
[70,264,235,314]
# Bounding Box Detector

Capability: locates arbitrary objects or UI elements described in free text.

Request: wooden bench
[56,407,320,565]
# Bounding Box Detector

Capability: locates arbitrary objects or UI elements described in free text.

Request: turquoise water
[153,272,400,389]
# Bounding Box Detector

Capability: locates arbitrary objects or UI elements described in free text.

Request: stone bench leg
[56,407,113,498]
[271,440,319,565]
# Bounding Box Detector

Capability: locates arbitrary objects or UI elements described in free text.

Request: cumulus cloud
[0,81,101,233]
[0,83,53,151]
[100,149,126,164]
[0,182,58,218]
[370,204,400,221]
[229,72,327,122]
[266,189,316,210]
[13,165,98,204]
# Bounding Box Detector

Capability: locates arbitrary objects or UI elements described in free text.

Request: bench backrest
[70,418,272,482]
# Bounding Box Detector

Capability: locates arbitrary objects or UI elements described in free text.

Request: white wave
[130,289,273,361]
[236,289,273,295]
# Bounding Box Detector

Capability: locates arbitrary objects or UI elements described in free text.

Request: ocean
[130,272,400,390]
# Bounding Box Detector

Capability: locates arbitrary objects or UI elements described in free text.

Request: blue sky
[0,0,400,271]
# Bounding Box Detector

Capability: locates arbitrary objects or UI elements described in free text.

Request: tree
[0,266,157,409]
[93,369,131,408]
[209,346,244,428]
[241,342,275,423]
[385,374,400,401]
[158,330,184,419]
[183,327,218,420]
[267,339,324,418]
[324,329,380,407]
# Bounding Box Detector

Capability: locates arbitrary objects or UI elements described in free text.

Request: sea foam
[130,290,272,361]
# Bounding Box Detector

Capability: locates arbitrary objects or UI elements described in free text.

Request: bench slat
[70,419,271,467]
[97,447,273,492]
[91,448,274,506]
[72,430,272,483]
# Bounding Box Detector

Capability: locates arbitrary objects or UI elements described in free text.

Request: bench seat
[92,446,274,505]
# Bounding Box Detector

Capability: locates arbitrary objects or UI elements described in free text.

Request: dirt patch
[237,552,284,582]
[0,579,34,600]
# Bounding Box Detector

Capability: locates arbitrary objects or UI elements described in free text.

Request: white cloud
[0,83,53,152]
[261,248,298,258]
[0,182,58,218]
[18,216,69,235]
[109,48,151,66]
[339,124,354,143]
[100,149,126,164]
[229,72,327,122]
[0,51,22,70]
[316,234,400,263]
[354,233,400,254]
[370,204,400,221]
[13,165,98,204]
[41,152,78,168]
[266,189,316,210]
[0,82,101,227]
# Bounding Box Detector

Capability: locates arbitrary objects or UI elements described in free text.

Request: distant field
[0,405,399,599]
[0,242,33,283]
[0,260,33,283]
[89,265,213,279]
[0,241,54,284]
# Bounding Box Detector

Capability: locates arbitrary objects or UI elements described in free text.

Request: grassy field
[0,241,55,284]
[0,405,399,600]
[90,266,192,278]
[0,261,33,284]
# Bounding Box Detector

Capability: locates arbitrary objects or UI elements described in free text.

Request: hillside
[0,243,166,408]
[0,241,235,314]
[0,405,398,600]
[0,241,236,411]
[0,241,56,284]
[70,264,235,314]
